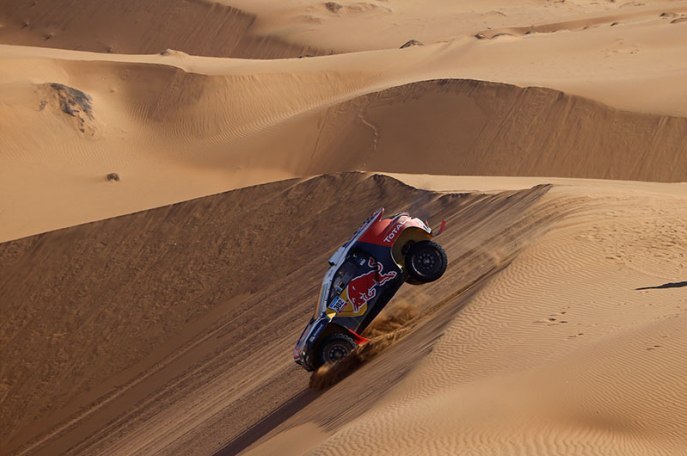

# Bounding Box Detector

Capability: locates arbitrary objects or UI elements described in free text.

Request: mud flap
[346,328,369,346]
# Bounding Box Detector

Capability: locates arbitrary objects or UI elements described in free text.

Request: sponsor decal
[383,220,406,244]
[329,296,346,313]
[345,258,398,313]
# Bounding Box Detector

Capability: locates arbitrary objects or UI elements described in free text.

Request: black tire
[405,240,447,284]
[318,333,356,366]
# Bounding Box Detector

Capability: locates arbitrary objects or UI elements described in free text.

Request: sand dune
[300,179,687,455]
[1,46,687,243]
[0,173,559,455]
[3,172,683,455]
[1,1,687,455]
[235,0,687,53]
[0,0,327,58]
[474,4,687,39]
[2,0,687,242]
[310,79,687,181]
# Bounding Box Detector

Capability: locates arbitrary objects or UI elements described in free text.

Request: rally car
[293,208,447,371]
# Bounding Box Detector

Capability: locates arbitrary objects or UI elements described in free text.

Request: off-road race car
[293,208,447,371]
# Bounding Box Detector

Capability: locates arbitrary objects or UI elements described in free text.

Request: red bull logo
[346,258,398,313]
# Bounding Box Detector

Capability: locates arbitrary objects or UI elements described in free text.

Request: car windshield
[311,210,383,319]
[327,260,358,304]
[313,279,330,318]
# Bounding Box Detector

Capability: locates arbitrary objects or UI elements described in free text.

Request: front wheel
[405,240,447,284]
[318,333,356,366]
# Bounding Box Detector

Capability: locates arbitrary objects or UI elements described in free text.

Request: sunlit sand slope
[2,0,687,241]
[301,179,687,455]
[1,49,686,243]
[231,0,687,55]
[0,173,561,456]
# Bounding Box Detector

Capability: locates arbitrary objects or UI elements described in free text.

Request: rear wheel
[319,333,356,366]
[405,240,447,284]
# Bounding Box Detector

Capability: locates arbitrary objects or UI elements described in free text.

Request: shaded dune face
[0,0,329,58]
[0,173,562,456]
[312,79,687,182]
[59,66,685,183]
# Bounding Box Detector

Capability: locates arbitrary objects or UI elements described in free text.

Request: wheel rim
[324,342,351,363]
[412,247,443,276]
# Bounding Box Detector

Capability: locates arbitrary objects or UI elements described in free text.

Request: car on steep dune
[293,208,447,371]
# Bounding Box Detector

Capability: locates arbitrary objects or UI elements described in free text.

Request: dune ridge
[475,4,687,40]
[234,0,687,54]
[1,48,686,244]
[0,0,328,58]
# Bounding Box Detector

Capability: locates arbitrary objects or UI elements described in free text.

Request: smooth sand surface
[1,1,686,455]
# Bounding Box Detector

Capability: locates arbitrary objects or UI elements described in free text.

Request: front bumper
[293,314,329,371]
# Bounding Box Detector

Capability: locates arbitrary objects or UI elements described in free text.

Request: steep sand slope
[310,80,687,180]
[246,177,687,456]
[2,173,685,456]
[0,0,327,58]
[0,173,562,455]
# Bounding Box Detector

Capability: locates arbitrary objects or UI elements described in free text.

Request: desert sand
[1,1,686,455]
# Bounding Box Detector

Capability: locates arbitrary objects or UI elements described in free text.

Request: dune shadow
[213,389,320,456]
[636,281,687,291]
